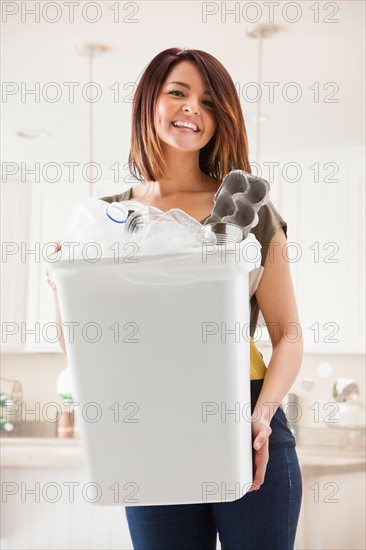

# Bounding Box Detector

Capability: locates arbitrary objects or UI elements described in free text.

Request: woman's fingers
[248,443,269,491]
[253,423,271,450]
[51,240,62,255]
[46,269,57,291]
[247,422,272,492]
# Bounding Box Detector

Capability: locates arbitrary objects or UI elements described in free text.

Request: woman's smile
[171,122,199,134]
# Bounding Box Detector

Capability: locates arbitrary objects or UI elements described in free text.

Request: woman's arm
[248,227,303,491]
[255,226,303,417]
[46,241,67,355]
[52,287,67,355]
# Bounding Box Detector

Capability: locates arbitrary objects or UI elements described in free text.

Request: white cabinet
[0,439,134,550]
[1,178,128,353]
[1,182,32,351]
[256,147,365,354]
[25,182,89,353]
[295,459,365,549]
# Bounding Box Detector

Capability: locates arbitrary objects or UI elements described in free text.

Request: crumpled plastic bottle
[125,206,217,254]
[60,198,217,260]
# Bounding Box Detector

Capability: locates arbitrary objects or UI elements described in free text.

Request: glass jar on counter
[56,367,79,438]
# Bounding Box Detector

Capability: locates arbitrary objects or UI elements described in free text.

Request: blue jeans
[125,446,302,550]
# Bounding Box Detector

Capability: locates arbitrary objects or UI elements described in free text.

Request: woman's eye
[168,90,214,109]
[168,89,184,97]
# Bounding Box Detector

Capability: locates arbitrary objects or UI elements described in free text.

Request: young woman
[50,47,303,549]
[99,47,303,550]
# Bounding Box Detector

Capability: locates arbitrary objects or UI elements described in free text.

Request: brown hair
[128,47,252,183]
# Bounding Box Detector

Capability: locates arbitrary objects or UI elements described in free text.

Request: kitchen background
[1,1,365,549]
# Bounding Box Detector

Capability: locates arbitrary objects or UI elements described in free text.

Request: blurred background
[1,1,365,549]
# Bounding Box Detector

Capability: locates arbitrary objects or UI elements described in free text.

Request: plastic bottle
[61,199,140,260]
[125,205,217,253]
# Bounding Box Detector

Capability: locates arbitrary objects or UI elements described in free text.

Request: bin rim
[49,233,261,271]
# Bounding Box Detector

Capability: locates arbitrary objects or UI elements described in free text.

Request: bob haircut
[128,47,252,183]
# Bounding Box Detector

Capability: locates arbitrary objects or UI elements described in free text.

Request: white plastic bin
[50,238,261,506]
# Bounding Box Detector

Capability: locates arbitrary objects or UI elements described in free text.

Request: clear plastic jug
[60,198,136,261]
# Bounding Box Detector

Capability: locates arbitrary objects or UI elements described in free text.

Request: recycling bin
[50,237,261,506]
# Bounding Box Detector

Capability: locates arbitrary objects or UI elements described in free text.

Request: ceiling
[2,1,365,174]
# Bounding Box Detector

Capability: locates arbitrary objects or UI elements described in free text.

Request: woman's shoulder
[99,188,133,203]
[251,201,287,267]
[253,200,287,238]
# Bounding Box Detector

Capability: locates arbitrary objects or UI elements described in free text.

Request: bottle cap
[105,202,129,224]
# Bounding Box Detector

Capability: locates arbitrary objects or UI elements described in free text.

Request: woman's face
[154,61,217,153]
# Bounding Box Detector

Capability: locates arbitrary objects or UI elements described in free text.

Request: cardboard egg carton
[204,169,270,237]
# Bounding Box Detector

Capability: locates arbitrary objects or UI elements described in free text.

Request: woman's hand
[46,240,66,354]
[51,240,62,255]
[46,269,57,291]
[248,415,272,492]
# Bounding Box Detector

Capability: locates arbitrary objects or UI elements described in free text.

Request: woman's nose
[183,98,200,114]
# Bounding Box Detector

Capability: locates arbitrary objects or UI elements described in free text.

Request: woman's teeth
[172,121,199,132]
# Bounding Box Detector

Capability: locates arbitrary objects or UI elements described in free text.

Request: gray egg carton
[204,169,270,238]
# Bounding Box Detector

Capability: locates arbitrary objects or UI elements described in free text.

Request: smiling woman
[96,47,303,550]
[47,46,303,550]
[127,48,252,188]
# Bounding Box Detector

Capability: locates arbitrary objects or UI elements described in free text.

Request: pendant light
[246,24,277,166]
[76,43,109,196]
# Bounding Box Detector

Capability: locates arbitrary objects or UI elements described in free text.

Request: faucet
[332,379,360,402]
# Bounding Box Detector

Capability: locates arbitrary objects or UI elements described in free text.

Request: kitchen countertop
[295,444,366,474]
[0,437,84,468]
[1,437,365,472]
